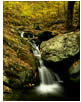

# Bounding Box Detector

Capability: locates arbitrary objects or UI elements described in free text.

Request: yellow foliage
[3,1,80,25]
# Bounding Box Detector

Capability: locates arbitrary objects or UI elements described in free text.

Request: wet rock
[38,31,52,40]
[24,31,34,38]
[69,60,80,82]
[37,31,58,44]
[40,31,80,62]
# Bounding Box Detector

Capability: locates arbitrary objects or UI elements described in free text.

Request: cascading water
[21,31,24,37]
[31,41,63,94]
[20,32,63,94]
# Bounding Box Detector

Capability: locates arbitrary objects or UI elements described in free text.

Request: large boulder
[40,31,80,62]
[40,31,80,82]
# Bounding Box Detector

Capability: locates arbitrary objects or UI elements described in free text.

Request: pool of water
[4,82,80,101]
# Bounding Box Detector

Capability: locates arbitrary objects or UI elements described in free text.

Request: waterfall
[31,41,63,93]
[20,32,63,94]
[32,43,55,84]
[21,31,24,37]
[32,42,62,83]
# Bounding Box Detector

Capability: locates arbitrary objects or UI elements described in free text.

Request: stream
[30,40,63,93]
[4,32,80,101]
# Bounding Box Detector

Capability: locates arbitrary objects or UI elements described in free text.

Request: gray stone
[40,31,80,62]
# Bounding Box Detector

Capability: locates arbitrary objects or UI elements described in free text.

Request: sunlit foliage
[3,1,79,26]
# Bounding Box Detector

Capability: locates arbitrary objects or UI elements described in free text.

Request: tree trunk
[77,1,80,29]
[64,1,66,17]
[66,1,75,30]
[58,2,60,17]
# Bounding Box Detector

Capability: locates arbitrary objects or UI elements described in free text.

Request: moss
[3,22,38,90]
[4,34,22,45]
[19,37,28,45]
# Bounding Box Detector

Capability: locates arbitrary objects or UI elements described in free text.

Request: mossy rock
[69,60,80,82]
[40,31,80,62]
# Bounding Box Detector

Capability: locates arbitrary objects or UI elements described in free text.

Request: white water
[21,31,24,37]
[31,42,63,94]
[20,32,63,94]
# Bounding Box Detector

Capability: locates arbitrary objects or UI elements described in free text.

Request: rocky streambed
[3,28,80,101]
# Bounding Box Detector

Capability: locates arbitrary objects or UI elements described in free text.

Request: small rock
[3,85,12,93]
[3,76,9,84]
[69,60,80,82]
